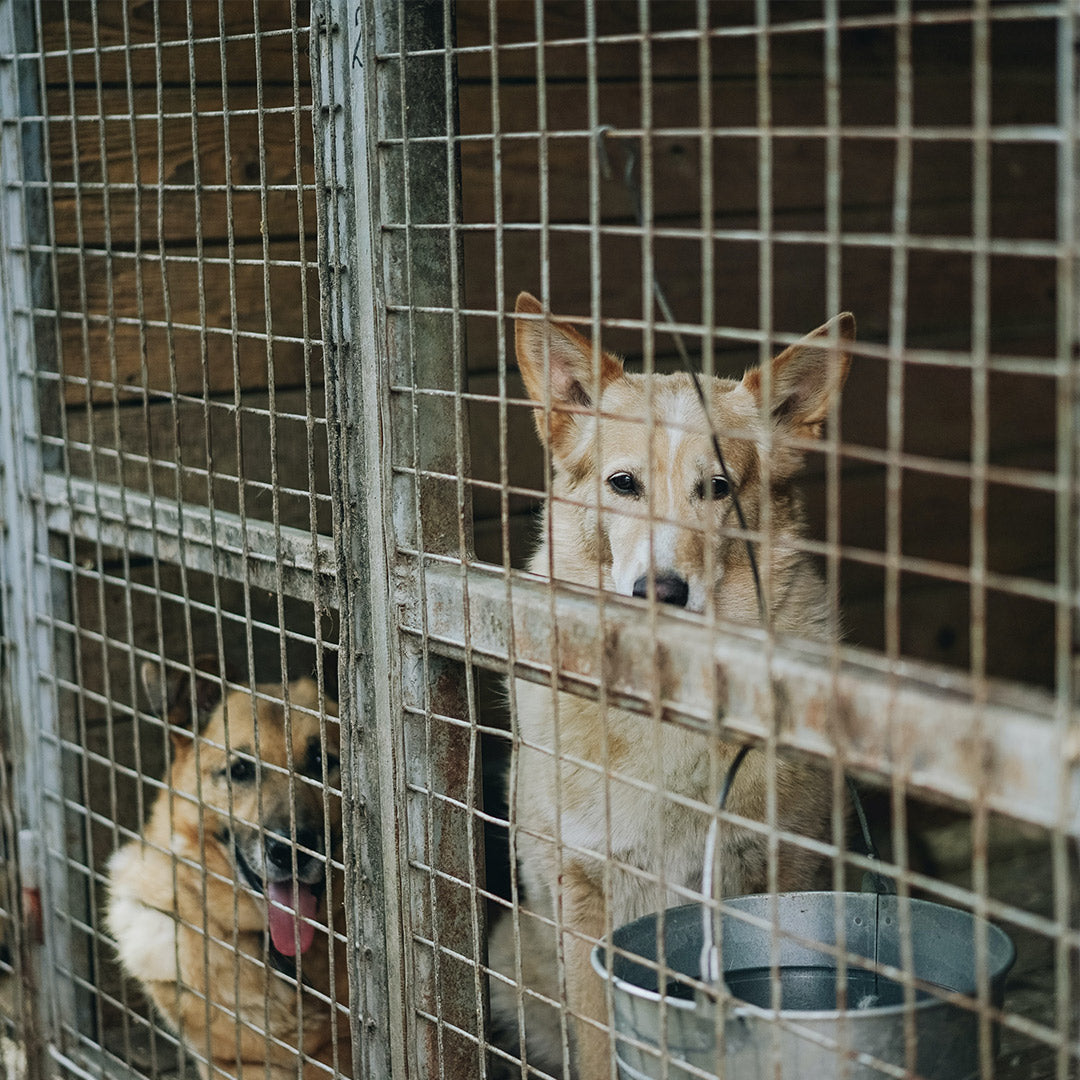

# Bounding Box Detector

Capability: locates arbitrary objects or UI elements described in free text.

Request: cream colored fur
[490,292,854,1078]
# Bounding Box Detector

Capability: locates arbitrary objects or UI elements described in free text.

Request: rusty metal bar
[41,474,335,602]
[415,564,1078,837]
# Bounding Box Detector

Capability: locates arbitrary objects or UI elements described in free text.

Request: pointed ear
[514,292,624,453]
[141,655,228,741]
[742,313,854,438]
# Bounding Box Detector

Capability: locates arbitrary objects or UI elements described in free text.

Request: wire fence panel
[423,4,1076,1079]
[1,1,351,1079]
[0,2,1077,1080]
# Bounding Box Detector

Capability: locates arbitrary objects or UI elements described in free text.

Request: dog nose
[265,826,323,875]
[632,572,689,608]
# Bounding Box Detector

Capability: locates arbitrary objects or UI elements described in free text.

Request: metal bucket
[592,892,1015,1080]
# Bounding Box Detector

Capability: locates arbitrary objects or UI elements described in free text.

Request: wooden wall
[39,1,1059,718]
[456,1,1060,689]
[43,1,319,403]
[39,0,328,704]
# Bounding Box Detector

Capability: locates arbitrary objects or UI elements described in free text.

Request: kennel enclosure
[0,2,1077,1079]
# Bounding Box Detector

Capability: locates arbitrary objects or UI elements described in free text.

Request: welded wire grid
[0,2,348,1080]
[364,2,1079,1079]
[0,2,1077,1080]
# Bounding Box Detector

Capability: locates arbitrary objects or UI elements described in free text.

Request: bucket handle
[699,748,890,985]
[699,745,750,984]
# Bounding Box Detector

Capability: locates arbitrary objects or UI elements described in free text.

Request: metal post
[310,6,400,1077]
[0,0,81,1065]
[312,2,481,1075]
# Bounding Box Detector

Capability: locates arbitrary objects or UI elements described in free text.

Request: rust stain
[654,640,676,703]
[712,661,730,721]
[833,693,858,745]
[955,731,998,790]
[798,694,827,739]
[770,677,793,734]
[602,621,623,687]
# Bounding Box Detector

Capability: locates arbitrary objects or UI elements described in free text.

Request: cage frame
[0,0,1074,1077]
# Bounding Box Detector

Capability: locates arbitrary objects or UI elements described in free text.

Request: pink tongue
[267,881,318,956]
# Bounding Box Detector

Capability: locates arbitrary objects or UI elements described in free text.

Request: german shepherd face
[144,661,341,958]
[514,292,853,621]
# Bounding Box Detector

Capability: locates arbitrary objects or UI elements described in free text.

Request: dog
[490,292,854,1078]
[107,660,350,1080]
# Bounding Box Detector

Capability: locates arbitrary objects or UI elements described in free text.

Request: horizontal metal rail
[414,563,1079,836]
[41,472,335,603]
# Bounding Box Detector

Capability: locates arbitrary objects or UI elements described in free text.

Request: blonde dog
[107,661,349,1080]
[492,293,854,1077]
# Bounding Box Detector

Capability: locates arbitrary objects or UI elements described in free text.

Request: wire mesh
[0,2,1076,1080]
[1,1,349,1079]
[380,2,1076,1078]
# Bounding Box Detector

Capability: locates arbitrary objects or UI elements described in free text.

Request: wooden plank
[61,386,331,538]
[455,3,1054,87]
[417,564,1075,833]
[454,2,917,83]
[49,473,334,608]
[792,361,1059,481]
[456,1,770,83]
[458,218,1057,371]
[38,0,310,88]
[456,70,1011,139]
[460,126,1052,242]
[459,127,894,228]
[801,461,1057,582]
[55,238,320,402]
[46,86,316,247]
[842,575,1056,691]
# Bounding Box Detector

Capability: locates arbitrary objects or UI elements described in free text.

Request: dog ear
[141,655,228,738]
[743,313,854,439]
[514,291,624,453]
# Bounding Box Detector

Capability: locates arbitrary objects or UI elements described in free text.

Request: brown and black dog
[107,660,349,1080]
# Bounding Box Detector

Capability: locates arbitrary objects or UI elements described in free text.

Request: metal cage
[0,1,1076,1079]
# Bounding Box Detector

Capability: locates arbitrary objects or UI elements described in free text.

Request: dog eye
[711,476,730,500]
[227,757,255,784]
[607,472,638,496]
[307,744,340,778]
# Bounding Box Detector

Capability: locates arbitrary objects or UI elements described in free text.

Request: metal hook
[593,124,615,181]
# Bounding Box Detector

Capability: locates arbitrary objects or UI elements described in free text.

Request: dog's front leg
[560,862,613,1080]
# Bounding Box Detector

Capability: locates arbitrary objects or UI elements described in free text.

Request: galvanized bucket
[592,890,1015,1080]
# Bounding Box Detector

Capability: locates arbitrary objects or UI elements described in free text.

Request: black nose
[632,572,689,608]
[265,826,323,875]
